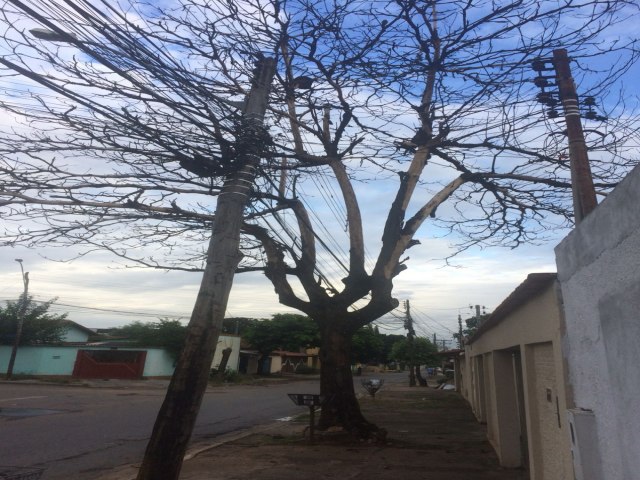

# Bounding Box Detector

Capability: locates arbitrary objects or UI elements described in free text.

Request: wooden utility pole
[6,259,29,379]
[404,300,416,387]
[552,49,597,223]
[137,57,276,480]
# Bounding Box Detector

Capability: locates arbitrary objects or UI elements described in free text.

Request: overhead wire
[0,296,189,320]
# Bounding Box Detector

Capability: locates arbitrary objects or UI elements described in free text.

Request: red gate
[72,349,147,379]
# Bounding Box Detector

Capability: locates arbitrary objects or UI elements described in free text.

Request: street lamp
[30,27,78,42]
[5,259,29,380]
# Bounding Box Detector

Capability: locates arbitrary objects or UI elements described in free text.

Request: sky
[1,0,637,346]
[0,216,560,344]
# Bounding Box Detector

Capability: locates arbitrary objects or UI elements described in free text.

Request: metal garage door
[72,349,147,379]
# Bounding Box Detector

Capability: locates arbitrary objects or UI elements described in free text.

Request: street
[0,378,320,479]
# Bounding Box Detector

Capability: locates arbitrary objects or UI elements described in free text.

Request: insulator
[537,92,555,105]
[583,96,596,106]
[531,58,553,72]
[547,109,560,119]
[534,76,550,88]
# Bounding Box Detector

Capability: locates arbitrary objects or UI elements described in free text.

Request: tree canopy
[453,313,490,345]
[243,313,319,355]
[351,325,385,364]
[0,296,68,345]
[390,337,439,368]
[109,319,187,359]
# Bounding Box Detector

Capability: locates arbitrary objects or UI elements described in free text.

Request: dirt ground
[103,382,528,480]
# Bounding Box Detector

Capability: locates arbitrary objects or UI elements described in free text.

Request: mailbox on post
[287,393,325,442]
[361,378,384,398]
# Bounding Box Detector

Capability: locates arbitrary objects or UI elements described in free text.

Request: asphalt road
[0,378,320,480]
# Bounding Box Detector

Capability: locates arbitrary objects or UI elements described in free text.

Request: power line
[0,297,189,320]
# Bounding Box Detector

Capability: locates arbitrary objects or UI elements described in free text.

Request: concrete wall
[555,164,640,480]
[463,280,573,479]
[526,342,564,479]
[270,355,283,374]
[2,333,253,378]
[140,348,175,376]
[0,345,78,375]
[0,345,175,376]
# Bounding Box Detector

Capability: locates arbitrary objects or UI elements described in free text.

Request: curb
[97,419,299,480]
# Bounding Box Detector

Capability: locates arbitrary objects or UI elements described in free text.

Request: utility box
[566,409,603,480]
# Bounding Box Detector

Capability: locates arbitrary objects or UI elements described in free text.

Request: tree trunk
[415,364,427,387]
[318,324,386,441]
[216,347,233,374]
[409,364,416,387]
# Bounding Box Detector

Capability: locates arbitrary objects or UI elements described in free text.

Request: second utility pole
[5,259,29,379]
[553,49,597,223]
[404,300,416,387]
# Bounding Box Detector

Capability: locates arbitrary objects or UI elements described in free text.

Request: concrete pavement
[96,378,528,480]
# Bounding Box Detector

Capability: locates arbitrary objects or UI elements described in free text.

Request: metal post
[6,259,29,379]
[552,49,597,223]
[308,405,315,442]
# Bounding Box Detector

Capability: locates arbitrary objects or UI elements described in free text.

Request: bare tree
[237,0,640,437]
[1,0,639,476]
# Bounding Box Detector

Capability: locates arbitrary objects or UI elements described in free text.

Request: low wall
[0,345,175,377]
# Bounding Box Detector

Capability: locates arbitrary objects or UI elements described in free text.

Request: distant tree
[453,313,490,345]
[243,314,319,365]
[381,334,406,366]
[221,317,258,337]
[110,319,187,360]
[351,325,384,364]
[391,337,439,369]
[0,296,68,345]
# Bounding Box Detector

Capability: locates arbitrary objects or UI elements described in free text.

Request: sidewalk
[101,381,528,480]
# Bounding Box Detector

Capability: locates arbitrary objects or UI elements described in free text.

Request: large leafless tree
[1,0,639,477]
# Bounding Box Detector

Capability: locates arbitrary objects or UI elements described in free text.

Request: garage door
[72,349,147,379]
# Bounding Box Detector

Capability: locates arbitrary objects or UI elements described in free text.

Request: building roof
[467,273,557,344]
[64,320,97,336]
[436,348,463,358]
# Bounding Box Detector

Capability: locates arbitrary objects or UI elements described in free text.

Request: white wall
[211,334,241,371]
[61,324,91,343]
[555,165,640,480]
[141,348,175,376]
